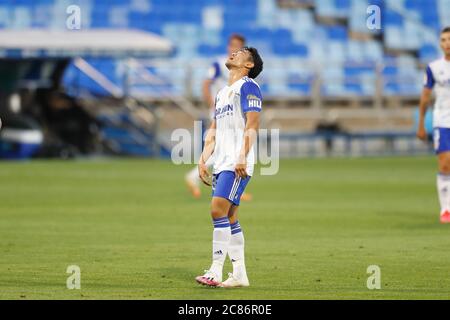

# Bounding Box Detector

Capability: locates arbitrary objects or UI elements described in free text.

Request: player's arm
[235,82,263,178]
[236,112,260,179]
[198,120,216,186]
[417,88,433,141]
[417,65,435,141]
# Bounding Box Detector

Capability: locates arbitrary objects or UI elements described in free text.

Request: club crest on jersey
[247,94,262,109]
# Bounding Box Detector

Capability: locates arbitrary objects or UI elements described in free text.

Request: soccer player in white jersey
[195,47,263,287]
[185,34,252,202]
[417,27,450,224]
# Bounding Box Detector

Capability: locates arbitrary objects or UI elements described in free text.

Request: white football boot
[220,273,250,288]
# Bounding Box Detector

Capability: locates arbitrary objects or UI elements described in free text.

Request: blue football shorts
[434,128,450,154]
[212,170,251,206]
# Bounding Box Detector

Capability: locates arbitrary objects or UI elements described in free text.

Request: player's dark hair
[229,33,246,44]
[442,26,450,34]
[245,47,263,79]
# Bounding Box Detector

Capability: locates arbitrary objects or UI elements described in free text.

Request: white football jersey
[212,76,263,177]
[424,58,450,128]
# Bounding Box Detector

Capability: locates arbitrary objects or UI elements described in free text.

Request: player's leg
[185,167,201,198]
[209,196,233,276]
[435,128,450,223]
[196,171,251,286]
[196,195,233,286]
[437,152,450,223]
[220,205,249,288]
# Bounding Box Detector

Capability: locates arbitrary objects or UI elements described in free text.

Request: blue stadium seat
[326,26,348,41]
[384,11,404,27]
[383,66,398,77]
[288,72,312,96]
[419,44,439,63]
[345,82,364,96]
[316,0,350,18]
[197,44,226,57]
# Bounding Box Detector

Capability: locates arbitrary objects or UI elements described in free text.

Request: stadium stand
[0,0,448,99]
[0,0,449,157]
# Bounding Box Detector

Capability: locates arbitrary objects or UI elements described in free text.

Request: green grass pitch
[0,157,449,299]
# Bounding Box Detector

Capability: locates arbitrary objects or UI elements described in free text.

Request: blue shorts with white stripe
[212,170,251,206]
[434,128,450,154]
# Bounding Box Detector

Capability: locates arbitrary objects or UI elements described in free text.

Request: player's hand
[235,156,248,179]
[198,163,212,186]
[416,127,428,141]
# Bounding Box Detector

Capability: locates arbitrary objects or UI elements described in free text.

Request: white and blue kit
[211,76,263,205]
[424,58,450,153]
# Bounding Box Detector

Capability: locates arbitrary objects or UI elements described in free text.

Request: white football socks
[210,217,231,279]
[437,174,450,216]
[228,221,248,280]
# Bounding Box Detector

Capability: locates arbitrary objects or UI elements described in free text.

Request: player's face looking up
[440,30,450,57]
[225,48,254,71]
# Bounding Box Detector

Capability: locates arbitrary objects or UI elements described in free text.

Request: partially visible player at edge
[417,26,450,224]
[195,47,263,287]
[185,34,252,202]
